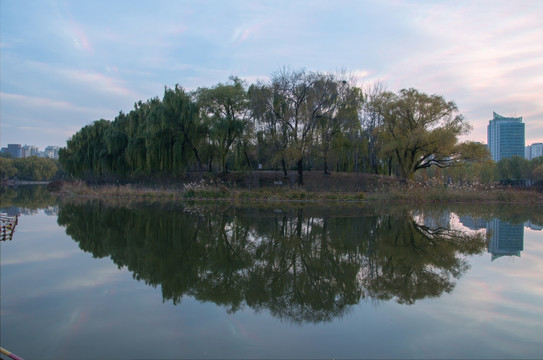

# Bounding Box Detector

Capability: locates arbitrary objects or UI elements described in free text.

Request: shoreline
[52,181,543,205]
[1,180,51,186]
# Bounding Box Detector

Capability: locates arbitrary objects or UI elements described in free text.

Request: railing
[0,214,18,241]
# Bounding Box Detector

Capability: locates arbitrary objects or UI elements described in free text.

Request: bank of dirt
[215,170,399,193]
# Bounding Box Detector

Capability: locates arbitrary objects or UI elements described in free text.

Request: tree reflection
[0,185,57,209]
[362,209,485,304]
[57,203,487,323]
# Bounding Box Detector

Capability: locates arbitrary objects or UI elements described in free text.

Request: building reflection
[459,216,526,261]
[525,221,543,231]
[0,206,59,217]
[458,216,487,231]
[486,219,524,261]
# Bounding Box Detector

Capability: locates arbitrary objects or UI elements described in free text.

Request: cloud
[65,18,93,53]
[57,68,137,99]
[0,92,113,114]
[1,0,542,147]
[372,1,543,143]
[231,21,268,45]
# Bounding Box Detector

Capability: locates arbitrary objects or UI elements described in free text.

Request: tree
[60,86,205,179]
[455,141,491,163]
[249,68,363,184]
[533,164,543,184]
[495,156,530,183]
[253,68,319,184]
[194,77,250,173]
[7,157,58,180]
[377,88,471,179]
[0,157,17,179]
[314,73,363,174]
[441,141,494,184]
[249,81,290,175]
[60,119,111,178]
[360,81,387,174]
[162,85,205,175]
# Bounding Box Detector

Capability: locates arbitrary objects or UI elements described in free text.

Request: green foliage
[376,88,471,179]
[195,76,251,173]
[58,69,490,185]
[495,156,530,182]
[0,157,17,179]
[533,164,543,183]
[0,185,57,208]
[60,86,203,179]
[0,156,58,180]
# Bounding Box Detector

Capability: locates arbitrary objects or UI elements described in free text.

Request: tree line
[58,68,502,184]
[0,155,59,181]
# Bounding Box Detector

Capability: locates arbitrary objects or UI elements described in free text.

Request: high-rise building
[44,146,60,160]
[7,144,22,158]
[487,112,525,162]
[486,219,524,261]
[22,145,39,157]
[459,215,487,231]
[525,143,543,160]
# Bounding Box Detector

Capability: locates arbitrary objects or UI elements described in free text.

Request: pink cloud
[231,21,268,45]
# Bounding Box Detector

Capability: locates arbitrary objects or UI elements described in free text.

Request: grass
[55,179,542,204]
[59,180,180,199]
[367,180,542,204]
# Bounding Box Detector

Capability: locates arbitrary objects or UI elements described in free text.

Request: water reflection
[487,219,524,261]
[459,215,536,261]
[0,214,18,241]
[56,202,489,323]
[0,185,58,215]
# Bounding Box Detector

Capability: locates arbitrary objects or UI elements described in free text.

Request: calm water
[1,187,543,359]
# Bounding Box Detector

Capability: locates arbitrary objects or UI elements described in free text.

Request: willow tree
[162,85,205,175]
[60,119,111,178]
[377,88,471,179]
[194,77,249,173]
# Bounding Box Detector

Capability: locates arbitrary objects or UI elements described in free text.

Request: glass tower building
[486,218,524,261]
[487,112,525,162]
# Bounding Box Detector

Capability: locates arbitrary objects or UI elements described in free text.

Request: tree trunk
[244,149,253,174]
[297,158,304,186]
[323,161,330,175]
[281,158,288,177]
[191,145,203,177]
[208,154,213,172]
[388,157,392,176]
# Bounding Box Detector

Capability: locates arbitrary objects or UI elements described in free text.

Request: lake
[1,186,542,359]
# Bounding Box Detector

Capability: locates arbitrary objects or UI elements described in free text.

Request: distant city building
[487,112,525,162]
[1,144,62,159]
[423,210,450,229]
[487,219,524,261]
[44,146,60,160]
[7,144,22,158]
[459,215,487,231]
[44,206,59,216]
[524,221,543,231]
[22,144,39,157]
[525,143,543,160]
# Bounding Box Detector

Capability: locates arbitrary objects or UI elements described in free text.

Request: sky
[1,0,542,151]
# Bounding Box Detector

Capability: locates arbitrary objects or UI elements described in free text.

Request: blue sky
[1,0,542,150]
